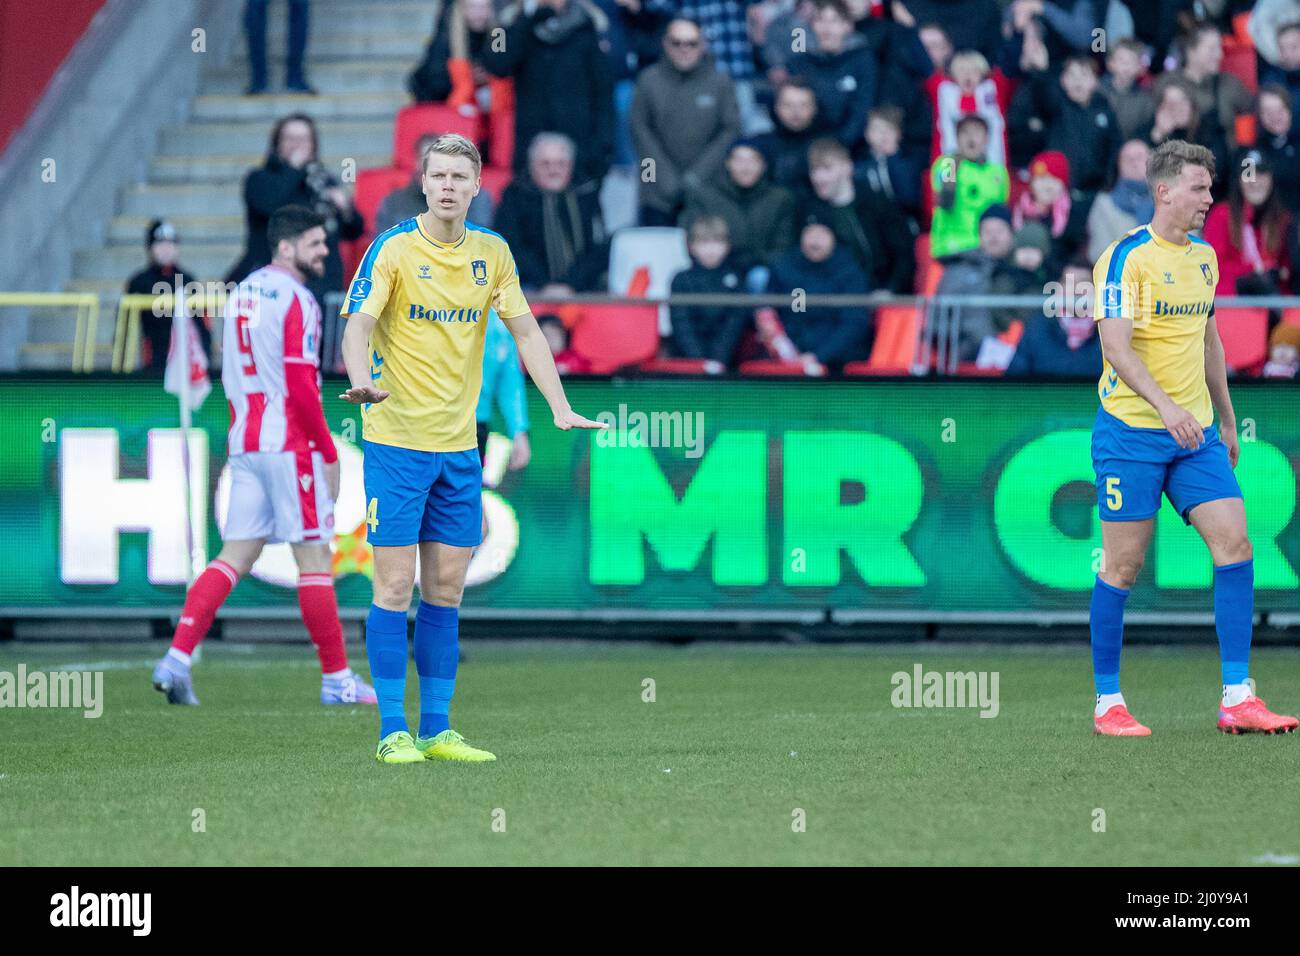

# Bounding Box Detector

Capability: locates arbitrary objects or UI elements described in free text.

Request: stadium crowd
[127,0,1300,379]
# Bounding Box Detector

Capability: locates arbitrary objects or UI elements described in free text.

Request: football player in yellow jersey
[338,134,606,764]
[1089,140,1296,737]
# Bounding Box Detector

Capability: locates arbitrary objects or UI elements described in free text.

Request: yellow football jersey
[343,216,529,452]
[1092,224,1218,429]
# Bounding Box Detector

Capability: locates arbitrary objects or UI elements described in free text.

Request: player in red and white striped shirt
[152,206,376,706]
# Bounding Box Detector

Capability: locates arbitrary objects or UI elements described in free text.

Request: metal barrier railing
[111,290,230,373]
[0,293,100,372]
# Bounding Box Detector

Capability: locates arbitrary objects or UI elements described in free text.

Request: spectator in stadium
[1112,0,1193,73]
[929,114,1010,259]
[753,0,817,90]
[787,0,878,150]
[492,132,608,295]
[862,3,936,173]
[667,216,752,368]
[1153,22,1252,155]
[593,0,674,166]
[1087,139,1153,262]
[1008,0,1104,66]
[481,0,614,187]
[677,0,769,134]
[797,138,915,294]
[1136,77,1229,194]
[932,203,1016,361]
[630,17,741,227]
[226,114,364,309]
[243,0,315,95]
[990,220,1052,333]
[927,48,1013,166]
[754,79,823,188]
[1099,38,1155,142]
[762,222,871,372]
[1201,149,1293,296]
[126,220,211,373]
[917,18,954,75]
[1013,150,1081,269]
[376,133,495,233]
[1262,320,1300,379]
[408,0,495,104]
[536,314,593,374]
[1010,53,1122,201]
[894,0,1002,61]
[1258,19,1300,107]
[681,139,797,285]
[1256,85,1300,213]
[1005,260,1102,378]
[854,105,921,220]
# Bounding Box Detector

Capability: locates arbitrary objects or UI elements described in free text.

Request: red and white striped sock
[298,573,348,674]
[171,559,239,655]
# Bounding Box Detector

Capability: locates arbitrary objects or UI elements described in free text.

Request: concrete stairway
[27,0,434,370]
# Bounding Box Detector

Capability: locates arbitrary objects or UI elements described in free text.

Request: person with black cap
[1201,148,1293,296]
[125,219,211,373]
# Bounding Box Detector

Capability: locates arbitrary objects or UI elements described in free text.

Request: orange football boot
[1217,697,1299,735]
[1094,704,1152,737]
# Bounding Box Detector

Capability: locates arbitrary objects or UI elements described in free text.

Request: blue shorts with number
[1091,407,1241,525]
[363,440,483,547]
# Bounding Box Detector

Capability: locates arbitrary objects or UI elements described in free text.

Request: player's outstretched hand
[554,409,608,431]
[338,385,389,405]
[1159,402,1204,450]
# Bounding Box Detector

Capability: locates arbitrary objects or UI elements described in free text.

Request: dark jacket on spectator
[126,263,212,372]
[407,0,492,103]
[753,118,819,190]
[1010,70,1122,195]
[630,51,741,216]
[853,150,922,220]
[1005,314,1103,378]
[227,154,365,302]
[594,0,670,80]
[668,256,751,366]
[795,189,916,294]
[932,248,1004,361]
[1258,126,1300,214]
[492,175,607,291]
[681,175,797,269]
[1259,62,1300,112]
[481,0,614,186]
[788,34,879,149]
[766,246,872,365]
[895,0,1004,61]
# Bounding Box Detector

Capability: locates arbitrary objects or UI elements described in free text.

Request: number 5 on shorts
[1105,476,1123,512]
[367,497,379,532]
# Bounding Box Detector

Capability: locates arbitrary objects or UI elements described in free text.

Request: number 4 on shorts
[366,497,379,532]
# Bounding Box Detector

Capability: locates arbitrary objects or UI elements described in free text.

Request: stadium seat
[607,227,691,297]
[914,233,933,294]
[1221,38,1257,95]
[354,166,410,233]
[639,357,724,374]
[393,104,485,173]
[1216,306,1268,374]
[569,303,659,373]
[739,359,818,376]
[844,304,921,374]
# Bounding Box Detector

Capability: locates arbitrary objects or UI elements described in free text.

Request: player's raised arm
[500,308,607,431]
[338,310,389,404]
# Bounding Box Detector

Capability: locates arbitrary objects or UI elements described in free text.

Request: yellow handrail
[111,290,229,373]
[0,293,100,371]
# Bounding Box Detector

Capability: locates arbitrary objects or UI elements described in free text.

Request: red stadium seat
[569,304,659,373]
[739,359,819,376]
[1282,307,1300,327]
[639,358,724,374]
[955,362,1004,376]
[1221,38,1257,95]
[393,104,485,173]
[844,304,921,374]
[1216,306,1268,374]
[914,233,933,294]
[354,166,410,233]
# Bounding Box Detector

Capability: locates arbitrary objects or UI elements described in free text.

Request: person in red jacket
[1201,149,1292,296]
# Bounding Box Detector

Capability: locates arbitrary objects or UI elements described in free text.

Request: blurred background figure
[244,0,316,95]
[125,219,211,373]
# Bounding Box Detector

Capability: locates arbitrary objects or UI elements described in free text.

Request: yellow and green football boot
[416,729,496,763]
[376,731,425,764]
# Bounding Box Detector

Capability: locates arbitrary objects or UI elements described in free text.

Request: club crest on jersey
[1201,263,1212,286]
[471,259,488,286]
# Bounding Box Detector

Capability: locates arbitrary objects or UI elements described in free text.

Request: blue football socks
[1090,576,1129,696]
[414,601,459,739]
[366,605,409,739]
[1214,559,1253,687]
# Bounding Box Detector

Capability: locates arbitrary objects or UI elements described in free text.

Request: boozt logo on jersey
[347,277,373,304]
[471,259,488,286]
[407,305,483,324]
[1152,299,1213,317]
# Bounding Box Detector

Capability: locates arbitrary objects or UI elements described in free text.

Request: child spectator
[1100,38,1154,142]
[788,0,879,149]
[990,220,1051,335]
[927,49,1013,165]
[929,114,1010,259]
[1262,321,1300,379]
[1087,139,1153,262]
[854,105,922,219]
[667,216,752,368]
[1013,150,1083,267]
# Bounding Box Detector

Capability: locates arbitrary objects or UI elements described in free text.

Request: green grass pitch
[1,640,1298,866]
